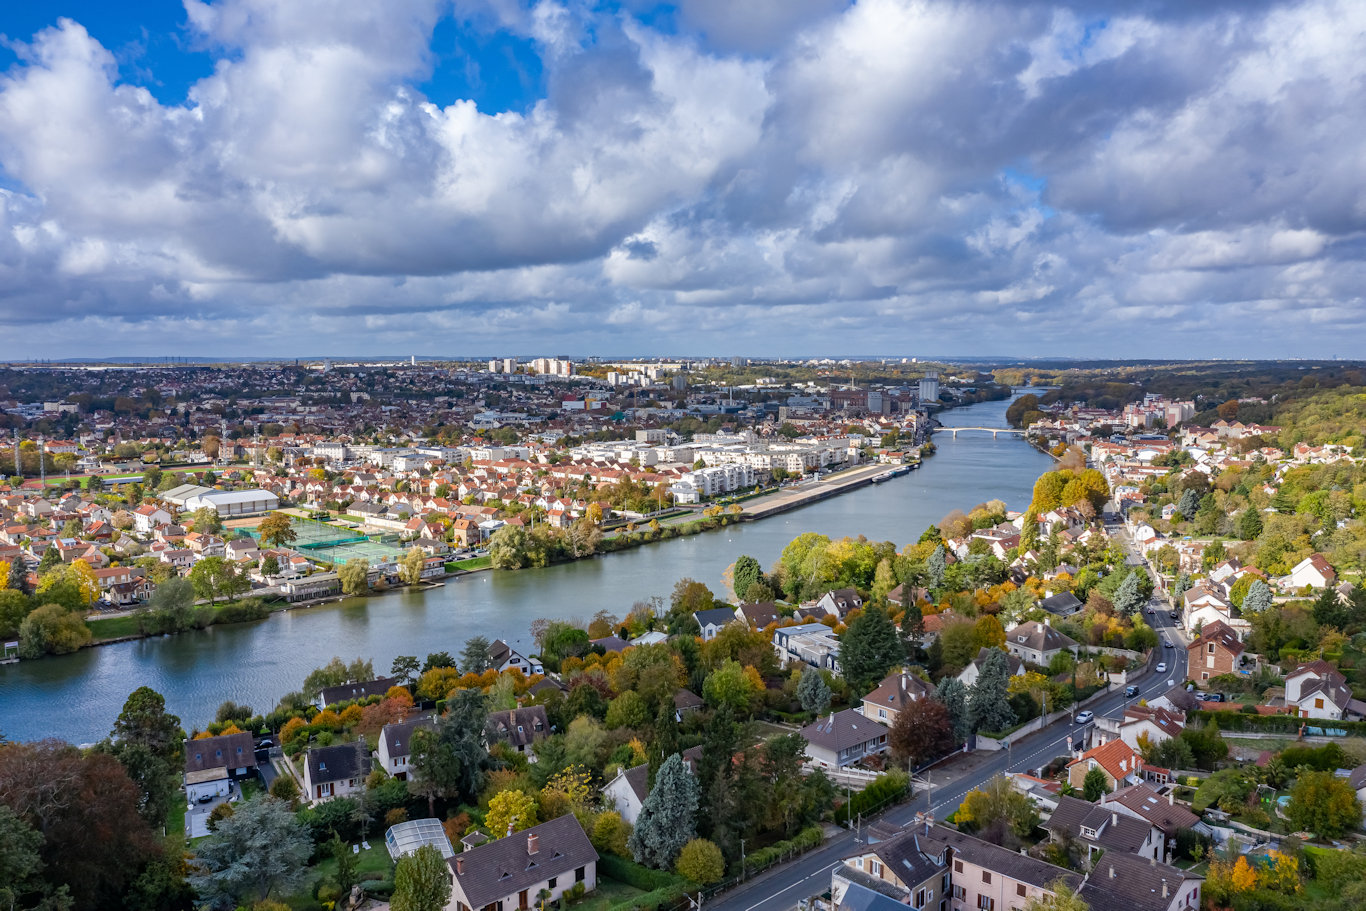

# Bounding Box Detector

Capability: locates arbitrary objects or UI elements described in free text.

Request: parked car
[1169,611,1179,620]
[1162,637,1173,648]
[1198,693,1225,702]
[1075,710,1094,725]
[1124,685,1140,698]
[1155,662,1168,673]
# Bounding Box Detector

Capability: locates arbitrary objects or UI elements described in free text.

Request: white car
[1074,711,1094,725]
[1155,662,1168,673]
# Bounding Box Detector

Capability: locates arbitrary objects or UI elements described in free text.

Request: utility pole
[740,838,746,881]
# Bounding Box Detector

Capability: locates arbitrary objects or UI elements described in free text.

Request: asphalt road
[707,513,1187,911]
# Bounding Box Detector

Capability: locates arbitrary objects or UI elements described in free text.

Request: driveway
[185,779,246,839]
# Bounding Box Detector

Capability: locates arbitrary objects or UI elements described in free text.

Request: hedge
[835,770,909,824]
[742,826,824,874]
[597,854,687,892]
[1187,710,1366,736]
[607,882,692,911]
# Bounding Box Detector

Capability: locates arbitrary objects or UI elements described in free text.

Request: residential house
[816,588,863,619]
[132,503,174,533]
[773,622,841,672]
[957,647,1025,687]
[282,571,341,602]
[315,676,399,709]
[1101,783,1204,856]
[1186,620,1245,683]
[1283,554,1336,590]
[1045,794,1165,863]
[378,717,434,781]
[1067,739,1144,792]
[445,815,598,911]
[602,748,701,824]
[184,731,257,802]
[1283,660,1366,720]
[489,639,543,676]
[800,709,889,769]
[303,740,369,804]
[1094,706,1186,753]
[694,607,738,641]
[487,706,550,758]
[1040,592,1083,617]
[1348,765,1366,827]
[736,601,780,630]
[1078,852,1203,911]
[672,689,704,719]
[1005,619,1079,667]
[860,670,932,727]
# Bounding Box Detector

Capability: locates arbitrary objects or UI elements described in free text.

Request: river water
[0,394,1053,744]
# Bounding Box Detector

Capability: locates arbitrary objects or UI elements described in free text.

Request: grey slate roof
[186,732,256,774]
[1079,851,1200,911]
[1009,620,1079,653]
[839,882,912,911]
[318,676,398,706]
[1046,795,1154,853]
[694,607,738,630]
[1040,593,1083,616]
[380,717,434,761]
[800,709,889,753]
[1103,784,1200,835]
[307,740,369,785]
[448,814,598,909]
[921,824,1082,892]
[487,705,550,749]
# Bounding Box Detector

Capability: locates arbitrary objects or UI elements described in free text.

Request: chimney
[1111,812,1119,827]
[1044,616,1051,627]
[1162,880,1169,900]
[528,833,539,855]
[1168,791,1175,806]
[456,856,465,875]
[1109,865,1115,880]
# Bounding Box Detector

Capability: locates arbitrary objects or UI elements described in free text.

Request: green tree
[936,677,971,743]
[956,774,1039,842]
[7,555,32,594]
[106,686,184,828]
[391,654,420,686]
[1242,579,1273,615]
[408,690,489,814]
[1287,770,1361,838]
[459,636,493,674]
[1023,879,1090,911]
[732,555,762,601]
[605,690,650,730]
[189,797,311,906]
[927,545,946,590]
[702,659,759,714]
[969,649,1016,734]
[399,547,426,585]
[0,588,31,640]
[257,513,297,549]
[260,553,281,577]
[189,556,244,605]
[840,604,903,693]
[1238,509,1264,541]
[190,506,223,534]
[18,602,91,658]
[796,667,832,715]
[675,838,725,884]
[1177,488,1200,522]
[1083,767,1110,802]
[337,558,370,595]
[0,804,45,911]
[391,844,452,911]
[1112,572,1144,615]
[629,752,699,869]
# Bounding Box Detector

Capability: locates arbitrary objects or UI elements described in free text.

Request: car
[1198,693,1225,702]
[1162,638,1173,648]
[1155,662,1168,673]
[1074,711,1094,725]
[197,793,215,804]
[1169,611,1179,620]
[1145,606,1154,614]
[1124,685,1140,698]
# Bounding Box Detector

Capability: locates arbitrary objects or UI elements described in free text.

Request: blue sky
[0,0,1362,358]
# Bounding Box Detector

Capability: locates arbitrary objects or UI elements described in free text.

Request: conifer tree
[629,753,699,869]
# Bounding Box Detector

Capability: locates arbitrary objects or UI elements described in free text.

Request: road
[708,508,1189,911]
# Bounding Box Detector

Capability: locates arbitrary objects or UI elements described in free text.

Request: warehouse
[181,488,280,517]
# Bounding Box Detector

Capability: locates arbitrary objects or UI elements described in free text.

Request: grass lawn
[283,845,395,911]
[166,799,187,845]
[451,556,492,571]
[87,613,143,640]
[565,876,647,911]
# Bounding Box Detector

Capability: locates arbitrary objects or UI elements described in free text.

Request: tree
[1238,508,1264,540]
[629,753,699,869]
[391,843,452,911]
[1176,488,1201,522]
[0,589,31,640]
[399,547,426,585]
[18,602,91,658]
[338,558,370,595]
[107,686,184,828]
[408,690,489,814]
[269,773,300,804]
[6,555,30,594]
[732,556,761,601]
[797,667,832,716]
[889,697,955,769]
[1242,579,1273,615]
[1286,770,1361,838]
[391,655,420,686]
[0,803,45,911]
[840,604,903,693]
[260,553,281,577]
[190,506,223,534]
[936,677,971,743]
[257,513,297,550]
[1111,572,1144,615]
[1082,767,1110,802]
[927,544,946,590]
[955,775,1039,845]
[485,789,538,838]
[460,636,493,674]
[189,556,244,605]
[1022,879,1090,911]
[605,690,650,730]
[189,797,311,907]
[675,838,725,884]
[702,659,760,714]
[969,650,1016,734]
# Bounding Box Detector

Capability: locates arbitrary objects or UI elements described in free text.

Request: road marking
[741,862,839,911]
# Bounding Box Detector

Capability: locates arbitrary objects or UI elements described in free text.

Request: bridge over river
[935,426,1026,439]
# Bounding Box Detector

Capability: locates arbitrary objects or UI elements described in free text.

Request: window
[1017,884,1026,898]
[952,886,966,900]
[1315,698,1324,709]
[977,898,994,911]
[915,888,927,908]
[548,878,557,889]
[982,871,991,884]
[871,861,883,876]
[575,867,585,883]
[955,861,964,874]
[1208,644,1215,653]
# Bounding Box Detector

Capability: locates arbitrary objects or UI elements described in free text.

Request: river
[0,394,1053,744]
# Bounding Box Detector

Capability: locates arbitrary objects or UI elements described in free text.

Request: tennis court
[305,539,409,566]
[240,514,368,549]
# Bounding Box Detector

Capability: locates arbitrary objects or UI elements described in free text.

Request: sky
[0,0,1363,359]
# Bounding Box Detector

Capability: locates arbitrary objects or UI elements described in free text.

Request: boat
[870,470,896,483]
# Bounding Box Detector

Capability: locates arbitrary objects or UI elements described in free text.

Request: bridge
[937,426,1026,439]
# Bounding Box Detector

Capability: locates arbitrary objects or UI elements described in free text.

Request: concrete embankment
[740,464,899,520]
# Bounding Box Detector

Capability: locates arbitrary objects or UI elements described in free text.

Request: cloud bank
[0,0,1363,357]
